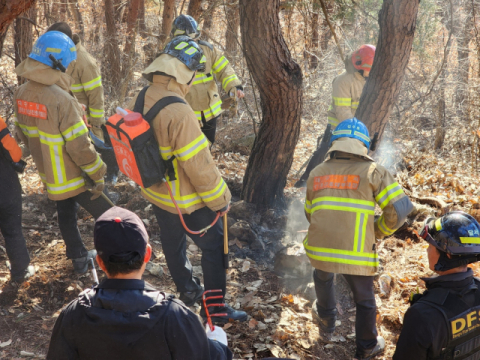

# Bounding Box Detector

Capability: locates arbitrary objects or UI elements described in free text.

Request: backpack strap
[133,86,149,114]
[143,96,186,123]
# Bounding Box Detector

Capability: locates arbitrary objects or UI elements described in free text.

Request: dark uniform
[394,268,480,360]
[47,279,233,360]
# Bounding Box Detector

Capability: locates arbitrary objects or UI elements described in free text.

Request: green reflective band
[46,177,85,195]
[82,76,102,91]
[378,215,395,236]
[71,83,84,92]
[460,237,480,244]
[192,74,213,85]
[303,236,379,267]
[328,117,339,127]
[222,74,238,91]
[304,199,312,214]
[333,97,352,107]
[353,212,368,252]
[199,179,228,203]
[46,47,61,53]
[213,56,229,73]
[174,134,209,161]
[174,29,186,36]
[333,130,351,136]
[62,121,88,141]
[201,100,223,121]
[435,218,443,231]
[16,123,39,137]
[89,107,104,118]
[200,55,206,63]
[375,182,403,209]
[352,101,359,109]
[80,155,103,175]
[185,46,198,55]
[309,196,375,215]
[354,131,370,142]
[175,42,189,50]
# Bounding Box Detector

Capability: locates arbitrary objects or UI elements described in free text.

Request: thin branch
[318,0,344,61]
[349,0,377,22]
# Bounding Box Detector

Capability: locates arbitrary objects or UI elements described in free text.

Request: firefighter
[14,31,112,274]
[46,22,119,185]
[393,212,480,360]
[304,118,413,359]
[0,116,34,283]
[295,44,376,188]
[47,207,233,360]
[126,36,247,323]
[169,15,244,144]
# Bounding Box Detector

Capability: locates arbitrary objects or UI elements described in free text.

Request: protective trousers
[314,269,377,352]
[201,115,218,144]
[0,156,30,278]
[56,190,112,259]
[95,145,119,183]
[152,205,226,299]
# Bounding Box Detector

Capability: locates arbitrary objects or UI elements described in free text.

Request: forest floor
[2,110,480,360]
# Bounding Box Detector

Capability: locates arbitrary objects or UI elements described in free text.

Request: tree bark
[187,0,202,19]
[123,0,140,76]
[354,0,420,142]
[455,11,472,120]
[201,0,217,41]
[0,0,37,37]
[104,0,122,95]
[310,0,320,69]
[0,24,8,57]
[224,0,239,54]
[160,0,175,44]
[138,0,147,37]
[239,0,303,208]
[14,4,36,84]
[68,0,84,39]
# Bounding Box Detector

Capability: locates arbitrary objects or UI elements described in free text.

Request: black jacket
[47,279,232,360]
[393,268,480,360]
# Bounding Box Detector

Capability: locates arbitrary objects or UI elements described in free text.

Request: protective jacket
[47,279,233,360]
[186,41,242,123]
[304,138,413,276]
[127,74,231,215]
[14,58,106,201]
[67,34,105,126]
[393,269,480,360]
[0,116,22,163]
[327,55,366,129]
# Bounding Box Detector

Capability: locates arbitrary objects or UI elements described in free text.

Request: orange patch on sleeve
[17,100,47,120]
[313,174,360,191]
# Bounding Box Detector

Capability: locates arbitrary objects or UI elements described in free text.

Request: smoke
[373,135,400,174]
[286,196,310,243]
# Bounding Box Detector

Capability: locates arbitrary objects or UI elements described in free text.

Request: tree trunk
[104,0,122,95]
[455,12,472,121]
[68,0,84,39]
[239,0,303,208]
[310,0,320,69]
[123,0,140,76]
[160,0,175,44]
[224,1,239,54]
[354,0,420,142]
[187,0,202,19]
[138,0,147,37]
[0,24,8,57]
[201,0,217,40]
[14,4,36,84]
[319,0,333,51]
[0,0,37,36]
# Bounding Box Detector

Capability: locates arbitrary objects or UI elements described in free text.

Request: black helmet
[171,15,200,39]
[420,211,480,270]
[163,36,206,72]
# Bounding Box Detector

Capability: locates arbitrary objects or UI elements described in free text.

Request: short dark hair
[103,252,144,276]
[47,22,73,40]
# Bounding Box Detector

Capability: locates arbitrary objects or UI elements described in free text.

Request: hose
[164,180,220,237]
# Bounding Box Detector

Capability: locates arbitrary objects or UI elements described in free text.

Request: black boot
[311,300,336,342]
[179,276,204,307]
[354,336,385,360]
[201,304,247,324]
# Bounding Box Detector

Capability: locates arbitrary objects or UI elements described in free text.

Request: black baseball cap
[94,207,148,262]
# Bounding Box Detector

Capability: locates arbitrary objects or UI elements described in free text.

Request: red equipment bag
[105,86,185,188]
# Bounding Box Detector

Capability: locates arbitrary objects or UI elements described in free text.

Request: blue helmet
[171,15,200,39]
[163,36,206,72]
[330,118,370,148]
[29,31,76,71]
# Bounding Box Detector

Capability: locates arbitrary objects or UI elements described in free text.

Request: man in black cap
[47,206,232,360]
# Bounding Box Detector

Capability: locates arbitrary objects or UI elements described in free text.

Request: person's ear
[96,254,107,273]
[144,244,152,263]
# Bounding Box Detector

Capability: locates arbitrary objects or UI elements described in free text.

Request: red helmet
[351,44,376,73]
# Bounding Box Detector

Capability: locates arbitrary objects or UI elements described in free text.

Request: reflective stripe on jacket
[327,55,365,129]
[304,138,413,276]
[185,42,241,123]
[127,75,231,214]
[14,58,106,201]
[67,34,105,127]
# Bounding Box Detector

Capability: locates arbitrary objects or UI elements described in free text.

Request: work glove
[90,125,105,143]
[87,178,105,200]
[217,203,230,217]
[205,324,228,346]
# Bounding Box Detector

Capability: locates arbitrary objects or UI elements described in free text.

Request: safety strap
[0,127,9,142]
[454,336,480,359]
[133,86,186,181]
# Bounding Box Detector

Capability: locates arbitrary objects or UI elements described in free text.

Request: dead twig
[318,0,344,61]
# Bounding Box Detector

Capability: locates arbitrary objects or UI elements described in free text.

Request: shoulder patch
[198,40,214,50]
[313,174,360,191]
[16,100,47,120]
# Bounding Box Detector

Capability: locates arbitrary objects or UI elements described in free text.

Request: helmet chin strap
[434,251,472,271]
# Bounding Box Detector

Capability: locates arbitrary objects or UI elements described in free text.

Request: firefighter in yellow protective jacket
[169,15,244,144]
[304,118,413,360]
[327,44,376,129]
[46,22,119,184]
[126,36,247,323]
[14,31,112,274]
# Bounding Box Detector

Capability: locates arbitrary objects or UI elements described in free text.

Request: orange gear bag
[105,86,186,188]
[0,116,22,163]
